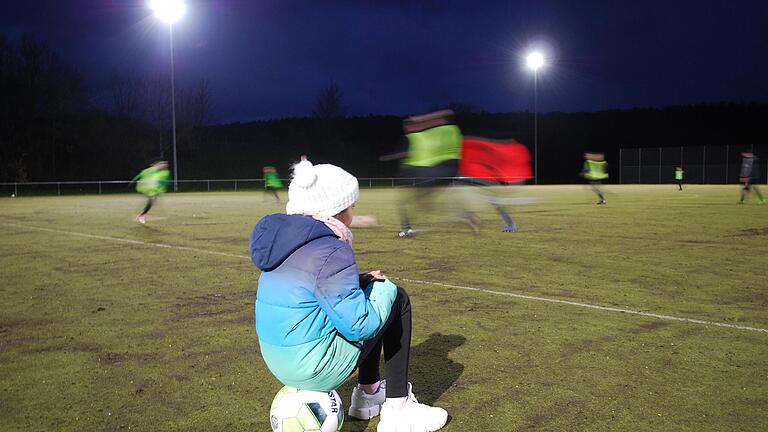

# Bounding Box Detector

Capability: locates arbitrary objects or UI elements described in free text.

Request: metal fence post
[619,148,622,184]
[391,178,394,188]
[368,178,372,188]
[98,182,102,194]
[207,180,210,192]
[658,147,662,184]
[702,146,706,184]
[57,182,61,196]
[638,147,642,184]
[15,183,18,197]
[725,144,729,184]
[234,180,238,191]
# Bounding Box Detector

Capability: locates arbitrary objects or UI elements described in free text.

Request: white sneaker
[377,383,448,432]
[349,380,386,420]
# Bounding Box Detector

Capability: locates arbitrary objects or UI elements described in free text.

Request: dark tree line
[1,34,766,184]
[0,34,213,182]
[189,103,768,184]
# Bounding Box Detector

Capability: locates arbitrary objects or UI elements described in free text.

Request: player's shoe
[136,214,146,224]
[502,222,517,232]
[597,199,606,205]
[758,198,766,205]
[398,228,414,238]
[376,383,448,432]
[349,380,386,420]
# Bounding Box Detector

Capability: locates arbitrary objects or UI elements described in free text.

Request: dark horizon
[2,1,767,123]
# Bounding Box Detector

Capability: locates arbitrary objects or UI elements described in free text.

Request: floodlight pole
[169,23,179,192]
[533,69,538,185]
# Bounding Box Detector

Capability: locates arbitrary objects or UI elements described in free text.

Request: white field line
[4,222,767,334]
[2,222,251,261]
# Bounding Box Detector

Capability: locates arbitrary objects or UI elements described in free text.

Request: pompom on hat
[286,157,359,217]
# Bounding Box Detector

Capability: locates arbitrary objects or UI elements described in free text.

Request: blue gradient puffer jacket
[250,214,397,391]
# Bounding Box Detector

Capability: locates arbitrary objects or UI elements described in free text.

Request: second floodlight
[526,52,545,71]
[151,0,186,24]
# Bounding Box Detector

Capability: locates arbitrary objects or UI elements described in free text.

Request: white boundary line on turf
[2,222,251,261]
[396,278,768,334]
[4,222,767,334]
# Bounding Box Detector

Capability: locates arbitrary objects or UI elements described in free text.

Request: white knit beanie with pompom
[286,158,359,217]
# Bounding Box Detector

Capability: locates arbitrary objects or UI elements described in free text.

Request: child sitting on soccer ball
[250,156,448,432]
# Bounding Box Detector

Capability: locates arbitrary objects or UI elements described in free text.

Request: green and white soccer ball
[269,386,344,432]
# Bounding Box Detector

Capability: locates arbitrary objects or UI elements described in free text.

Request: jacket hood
[250,214,336,271]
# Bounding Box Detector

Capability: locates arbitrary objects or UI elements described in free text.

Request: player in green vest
[675,167,684,191]
[263,166,284,203]
[386,110,465,237]
[130,160,171,224]
[581,153,608,205]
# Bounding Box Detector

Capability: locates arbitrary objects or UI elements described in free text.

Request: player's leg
[493,203,517,232]
[136,195,157,223]
[754,184,765,204]
[351,285,413,419]
[591,181,606,204]
[354,286,448,431]
[740,182,749,203]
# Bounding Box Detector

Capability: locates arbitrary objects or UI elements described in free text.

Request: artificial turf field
[1,185,767,431]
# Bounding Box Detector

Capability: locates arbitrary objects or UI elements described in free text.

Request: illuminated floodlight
[151,0,186,24]
[526,52,544,71]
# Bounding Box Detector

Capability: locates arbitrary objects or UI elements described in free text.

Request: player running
[582,153,608,205]
[130,160,171,224]
[739,151,765,205]
[263,166,284,203]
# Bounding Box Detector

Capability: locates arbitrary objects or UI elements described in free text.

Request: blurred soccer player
[739,152,765,205]
[387,110,464,237]
[263,166,283,203]
[459,137,533,232]
[581,153,608,205]
[130,160,170,224]
[675,167,684,191]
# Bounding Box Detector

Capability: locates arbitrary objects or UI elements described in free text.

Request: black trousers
[140,195,157,216]
[355,286,412,398]
[398,161,459,230]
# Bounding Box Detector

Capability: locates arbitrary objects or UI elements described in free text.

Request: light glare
[526,52,544,71]
[151,0,186,24]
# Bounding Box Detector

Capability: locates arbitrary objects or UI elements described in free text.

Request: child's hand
[359,270,388,286]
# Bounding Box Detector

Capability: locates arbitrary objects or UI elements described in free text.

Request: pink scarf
[308,214,354,246]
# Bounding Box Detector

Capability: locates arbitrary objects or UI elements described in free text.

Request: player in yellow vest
[130,160,171,224]
[383,110,466,237]
[581,153,608,205]
[675,167,684,191]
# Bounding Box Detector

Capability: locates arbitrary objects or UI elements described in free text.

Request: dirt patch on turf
[0,317,54,334]
[739,227,768,237]
[628,320,670,334]
[170,308,240,321]
[26,342,101,354]
[221,313,254,326]
[561,336,613,359]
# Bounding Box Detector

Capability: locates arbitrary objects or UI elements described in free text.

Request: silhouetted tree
[314,81,344,119]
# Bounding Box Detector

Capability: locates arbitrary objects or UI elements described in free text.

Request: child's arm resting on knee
[315,246,397,342]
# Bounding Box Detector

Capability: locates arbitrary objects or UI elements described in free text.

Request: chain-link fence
[618,144,768,184]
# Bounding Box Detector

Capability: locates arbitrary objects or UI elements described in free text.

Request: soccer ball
[269,386,344,432]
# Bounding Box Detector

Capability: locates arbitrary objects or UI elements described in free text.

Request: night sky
[2,0,767,123]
